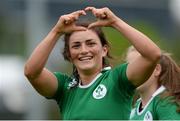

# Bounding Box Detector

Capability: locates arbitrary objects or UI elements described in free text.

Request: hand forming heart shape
[54,6,119,34]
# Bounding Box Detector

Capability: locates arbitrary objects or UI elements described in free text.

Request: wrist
[51,26,63,36]
[111,18,124,29]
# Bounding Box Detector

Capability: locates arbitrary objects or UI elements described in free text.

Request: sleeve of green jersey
[49,72,69,103]
[112,63,136,98]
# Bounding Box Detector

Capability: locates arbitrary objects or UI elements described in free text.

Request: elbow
[147,47,161,64]
[151,48,161,63]
[24,64,32,80]
[24,64,37,80]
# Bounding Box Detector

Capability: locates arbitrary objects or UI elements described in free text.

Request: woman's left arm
[85,7,161,87]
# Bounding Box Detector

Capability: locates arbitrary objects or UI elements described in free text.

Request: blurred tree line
[0,18,26,56]
[103,21,180,66]
[0,17,180,65]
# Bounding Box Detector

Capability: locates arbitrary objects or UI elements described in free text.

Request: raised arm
[24,10,87,97]
[85,7,161,87]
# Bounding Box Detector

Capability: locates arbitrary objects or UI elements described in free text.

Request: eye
[87,42,96,47]
[71,44,80,49]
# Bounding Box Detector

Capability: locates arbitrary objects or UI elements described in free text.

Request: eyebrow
[86,39,94,42]
[71,39,94,44]
[71,41,80,45]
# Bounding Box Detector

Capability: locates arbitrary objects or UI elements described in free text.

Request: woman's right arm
[24,10,86,97]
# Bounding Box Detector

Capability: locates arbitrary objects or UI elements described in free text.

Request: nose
[80,44,89,54]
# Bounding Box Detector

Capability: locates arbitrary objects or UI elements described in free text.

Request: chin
[79,66,93,71]
[78,64,96,71]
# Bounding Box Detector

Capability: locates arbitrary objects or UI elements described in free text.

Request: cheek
[97,47,107,56]
[93,45,103,52]
[69,50,78,60]
[93,48,106,58]
[92,48,100,54]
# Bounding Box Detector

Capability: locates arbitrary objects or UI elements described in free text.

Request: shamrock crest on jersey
[93,84,107,99]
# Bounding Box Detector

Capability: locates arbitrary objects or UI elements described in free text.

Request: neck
[78,68,102,85]
[137,82,158,108]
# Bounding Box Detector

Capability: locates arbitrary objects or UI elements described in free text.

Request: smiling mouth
[79,56,93,61]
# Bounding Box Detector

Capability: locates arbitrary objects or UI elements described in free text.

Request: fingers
[72,26,87,31]
[62,15,74,24]
[63,10,86,25]
[85,7,108,19]
[84,6,96,11]
[88,22,99,29]
[62,7,109,25]
[72,10,86,16]
[59,7,113,31]
[88,21,105,29]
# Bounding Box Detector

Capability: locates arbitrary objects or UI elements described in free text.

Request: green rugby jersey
[130,86,180,120]
[52,63,135,120]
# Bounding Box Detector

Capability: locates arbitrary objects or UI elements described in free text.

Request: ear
[102,45,108,57]
[154,64,161,77]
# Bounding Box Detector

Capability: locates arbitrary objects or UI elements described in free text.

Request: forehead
[69,30,100,43]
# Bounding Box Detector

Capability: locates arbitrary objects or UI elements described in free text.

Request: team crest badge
[93,84,107,99]
[144,111,153,121]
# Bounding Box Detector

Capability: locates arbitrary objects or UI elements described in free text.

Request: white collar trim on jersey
[152,85,166,97]
[78,66,111,88]
[137,85,166,115]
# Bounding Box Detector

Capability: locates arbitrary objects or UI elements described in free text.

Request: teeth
[79,57,92,61]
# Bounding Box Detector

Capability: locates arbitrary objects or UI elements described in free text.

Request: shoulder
[154,91,180,119]
[110,63,128,79]
[54,72,70,80]
[112,63,135,88]
[113,63,128,71]
[155,91,175,105]
[53,72,72,91]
